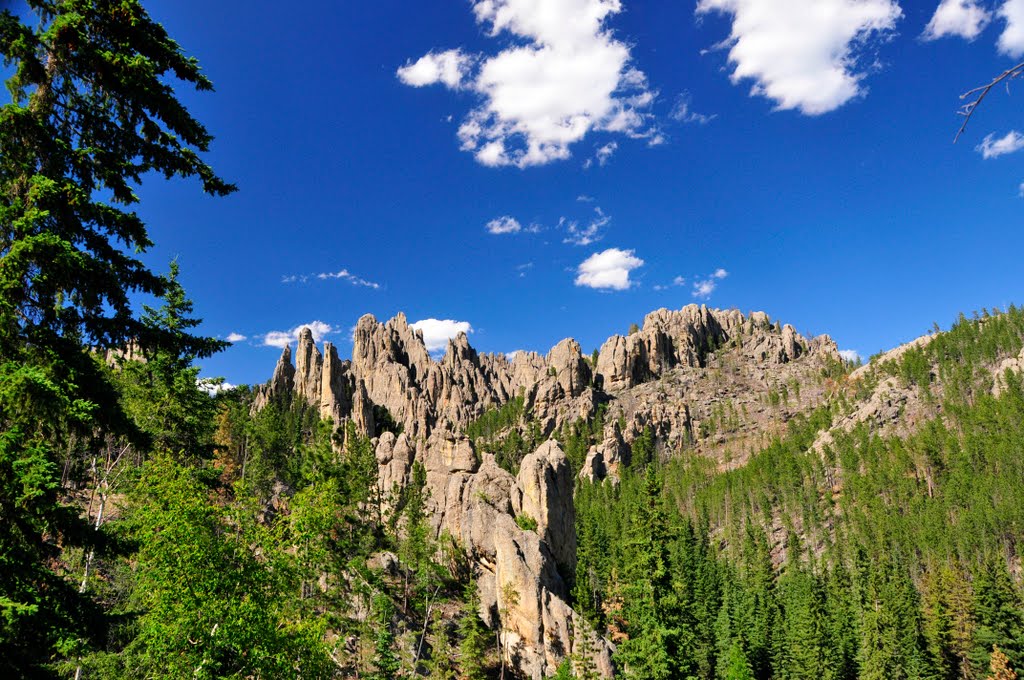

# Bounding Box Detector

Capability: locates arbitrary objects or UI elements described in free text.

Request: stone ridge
[254,304,838,441]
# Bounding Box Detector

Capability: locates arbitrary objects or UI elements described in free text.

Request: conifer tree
[615,467,693,679]
[0,1,232,672]
[971,556,1024,673]
[458,578,489,680]
[370,594,401,680]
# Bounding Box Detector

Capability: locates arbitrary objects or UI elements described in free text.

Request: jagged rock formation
[993,345,1024,396]
[409,435,609,678]
[253,304,845,675]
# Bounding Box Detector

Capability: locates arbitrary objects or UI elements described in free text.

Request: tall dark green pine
[971,556,1024,673]
[458,578,489,680]
[823,558,859,680]
[370,594,401,680]
[109,260,227,458]
[734,524,781,679]
[775,561,831,680]
[614,467,693,679]
[0,1,232,674]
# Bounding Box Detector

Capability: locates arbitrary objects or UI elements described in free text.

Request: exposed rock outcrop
[408,438,610,678]
[595,305,831,393]
[514,440,577,578]
[993,346,1024,396]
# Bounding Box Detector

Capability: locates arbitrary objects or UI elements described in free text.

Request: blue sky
[123,0,1024,386]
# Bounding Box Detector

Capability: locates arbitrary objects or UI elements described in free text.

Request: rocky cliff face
[253,304,842,676]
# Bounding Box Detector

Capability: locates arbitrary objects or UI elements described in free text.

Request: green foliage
[630,425,655,470]
[0,1,233,672]
[107,261,226,459]
[114,454,332,678]
[370,594,401,680]
[466,396,540,474]
[458,579,490,680]
[516,513,539,532]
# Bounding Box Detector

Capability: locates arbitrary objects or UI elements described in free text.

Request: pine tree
[370,594,401,680]
[0,1,232,673]
[109,260,227,458]
[458,578,489,680]
[971,556,1024,673]
[614,467,693,679]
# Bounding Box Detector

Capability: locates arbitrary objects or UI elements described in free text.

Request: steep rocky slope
[252,304,848,677]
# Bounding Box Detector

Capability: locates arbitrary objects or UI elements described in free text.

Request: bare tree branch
[955,60,1024,143]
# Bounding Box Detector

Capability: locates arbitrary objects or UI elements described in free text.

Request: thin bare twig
[955,60,1024,143]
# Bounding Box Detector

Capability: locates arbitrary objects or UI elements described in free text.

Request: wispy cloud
[584,141,619,169]
[282,268,381,289]
[653,275,687,292]
[670,92,717,125]
[562,206,611,246]
[977,130,1024,159]
[516,262,534,278]
[486,215,522,234]
[575,248,644,291]
[197,378,236,395]
[410,318,473,352]
[839,349,862,363]
[696,0,901,115]
[397,0,657,168]
[263,321,334,348]
[225,332,247,343]
[692,268,729,299]
[396,49,474,88]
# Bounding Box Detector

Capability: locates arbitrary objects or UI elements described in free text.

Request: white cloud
[225,332,247,343]
[575,248,644,290]
[999,0,1024,56]
[653,275,686,292]
[284,268,381,289]
[263,321,334,349]
[692,279,717,299]
[410,318,474,352]
[516,262,534,278]
[696,0,901,115]
[977,130,1024,158]
[585,141,618,168]
[396,49,474,88]
[486,215,522,234]
[839,349,862,363]
[670,92,717,124]
[923,0,990,41]
[197,378,236,395]
[398,0,657,168]
[713,268,729,279]
[562,206,611,246]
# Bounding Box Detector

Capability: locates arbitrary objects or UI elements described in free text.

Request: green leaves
[123,454,332,679]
